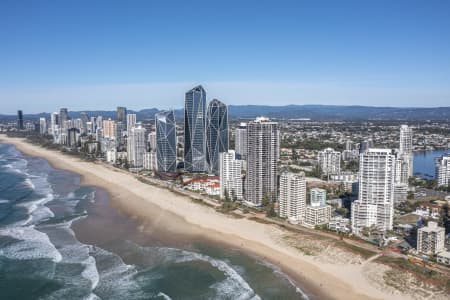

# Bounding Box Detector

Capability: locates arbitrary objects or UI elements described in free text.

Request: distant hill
[1,105,450,122]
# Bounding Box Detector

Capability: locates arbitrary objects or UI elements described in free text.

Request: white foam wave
[0,227,62,262]
[0,199,9,204]
[157,292,172,300]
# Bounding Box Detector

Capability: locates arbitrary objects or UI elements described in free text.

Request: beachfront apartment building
[417,221,445,255]
[127,125,146,169]
[219,150,243,201]
[245,117,279,206]
[317,148,341,176]
[235,123,247,160]
[206,99,229,175]
[184,85,207,172]
[304,205,332,228]
[279,172,306,224]
[155,111,177,172]
[436,154,450,187]
[351,149,395,236]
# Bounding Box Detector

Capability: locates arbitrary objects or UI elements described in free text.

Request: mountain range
[1,105,450,122]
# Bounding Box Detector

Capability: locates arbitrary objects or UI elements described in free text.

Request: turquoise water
[413,149,450,179]
[0,143,311,300]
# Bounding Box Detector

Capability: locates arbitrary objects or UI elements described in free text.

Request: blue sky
[1,0,449,113]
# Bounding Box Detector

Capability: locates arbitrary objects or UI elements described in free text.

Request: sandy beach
[0,135,416,300]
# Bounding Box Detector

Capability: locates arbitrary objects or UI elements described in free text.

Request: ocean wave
[0,227,62,262]
[126,243,261,300]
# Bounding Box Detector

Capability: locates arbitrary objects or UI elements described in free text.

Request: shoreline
[0,135,408,300]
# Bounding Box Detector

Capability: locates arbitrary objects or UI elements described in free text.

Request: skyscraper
[155,110,177,172]
[127,125,146,168]
[127,114,136,137]
[279,171,306,224]
[50,112,59,135]
[399,125,413,178]
[206,99,229,175]
[219,150,243,201]
[59,108,69,129]
[184,85,207,172]
[245,117,279,206]
[351,149,395,235]
[117,106,127,124]
[235,123,247,160]
[17,110,24,130]
[39,117,47,135]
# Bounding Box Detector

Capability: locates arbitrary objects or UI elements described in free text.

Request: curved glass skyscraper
[206,99,229,175]
[155,110,177,172]
[184,85,207,172]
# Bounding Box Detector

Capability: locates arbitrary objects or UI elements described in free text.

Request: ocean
[0,143,311,300]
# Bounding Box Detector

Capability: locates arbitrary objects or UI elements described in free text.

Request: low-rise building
[304,205,331,228]
[328,216,350,233]
[437,251,450,266]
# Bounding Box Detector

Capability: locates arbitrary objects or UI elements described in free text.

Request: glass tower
[155,110,177,172]
[206,99,229,175]
[184,85,207,172]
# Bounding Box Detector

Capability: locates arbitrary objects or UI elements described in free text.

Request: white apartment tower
[39,118,47,135]
[310,188,327,207]
[436,155,450,187]
[351,149,395,235]
[317,148,341,176]
[417,221,445,255]
[278,172,306,224]
[245,117,279,206]
[399,124,413,178]
[219,150,243,201]
[127,114,137,137]
[127,126,147,168]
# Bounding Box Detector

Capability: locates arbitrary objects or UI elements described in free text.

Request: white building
[143,151,158,171]
[50,112,59,135]
[310,188,326,206]
[148,131,157,151]
[102,119,116,139]
[436,155,450,187]
[317,148,341,176]
[235,123,247,160]
[328,216,351,233]
[126,114,137,137]
[417,221,445,255]
[305,205,332,228]
[127,126,146,168]
[219,150,243,201]
[351,149,395,235]
[39,118,47,135]
[245,117,279,206]
[399,125,413,178]
[106,149,117,164]
[278,172,306,224]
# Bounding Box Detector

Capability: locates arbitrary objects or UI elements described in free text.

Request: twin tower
[184,85,228,174]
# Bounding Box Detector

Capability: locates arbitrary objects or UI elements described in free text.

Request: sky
[1,0,449,114]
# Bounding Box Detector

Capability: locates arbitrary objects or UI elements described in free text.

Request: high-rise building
[351,149,395,235]
[184,85,207,172]
[310,188,327,207]
[117,106,127,124]
[127,114,137,137]
[417,221,445,255]
[127,125,146,168]
[436,154,450,187]
[399,125,413,178]
[59,108,69,129]
[143,151,157,171]
[155,111,177,172]
[219,150,243,201]
[235,123,247,160]
[102,119,116,139]
[148,132,157,151]
[17,110,24,130]
[317,148,341,176]
[278,172,306,224]
[359,139,373,154]
[50,112,59,135]
[206,99,229,175]
[245,117,279,206]
[39,118,47,135]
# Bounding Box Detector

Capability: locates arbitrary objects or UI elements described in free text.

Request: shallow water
[0,143,311,300]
